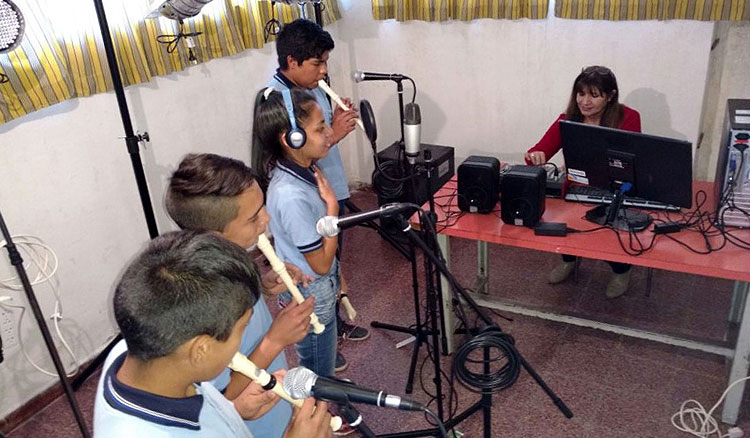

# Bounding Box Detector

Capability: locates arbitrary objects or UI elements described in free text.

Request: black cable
[422,407,448,438]
[452,327,521,393]
[156,21,201,63]
[264,1,281,43]
[407,77,417,103]
[542,162,559,178]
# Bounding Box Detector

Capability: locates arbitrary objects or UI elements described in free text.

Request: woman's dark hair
[252,88,318,182]
[114,231,260,360]
[565,65,624,128]
[276,19,334,69]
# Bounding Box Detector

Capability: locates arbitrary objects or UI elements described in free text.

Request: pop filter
[359,99,377,145]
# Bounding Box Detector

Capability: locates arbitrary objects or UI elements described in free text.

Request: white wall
[0,0,716,421]
[0,45,280,419]
[327,0,713,180]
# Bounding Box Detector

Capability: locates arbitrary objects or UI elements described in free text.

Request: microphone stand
[0,209,91,438]
[72,0,160,391]
[373,214,572,438]
[338,401,377,438]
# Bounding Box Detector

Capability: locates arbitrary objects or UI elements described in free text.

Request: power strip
[0,299,17,349]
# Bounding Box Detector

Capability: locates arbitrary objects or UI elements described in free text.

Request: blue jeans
[279,266,339,377]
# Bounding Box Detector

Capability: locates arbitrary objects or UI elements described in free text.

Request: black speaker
[501,165,546,227]
[458,156,500,213]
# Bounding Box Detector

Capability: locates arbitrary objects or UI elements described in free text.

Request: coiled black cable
[453,327,521,393]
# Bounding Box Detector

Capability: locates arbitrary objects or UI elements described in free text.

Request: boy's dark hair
[565,65,624,128]
[166,153,260,232]
[276,19,334,69]
[114,231,260,360]
[252,88,318,181]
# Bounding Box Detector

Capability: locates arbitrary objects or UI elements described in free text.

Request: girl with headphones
[255,88,340,377]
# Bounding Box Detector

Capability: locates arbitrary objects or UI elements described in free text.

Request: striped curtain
[0,0,341,124]
[371,0,550,21]
[554,0,749,20]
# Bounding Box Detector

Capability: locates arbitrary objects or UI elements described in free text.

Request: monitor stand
[584,204,652,232]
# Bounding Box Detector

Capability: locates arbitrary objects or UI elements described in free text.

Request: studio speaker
[500,165,546,227]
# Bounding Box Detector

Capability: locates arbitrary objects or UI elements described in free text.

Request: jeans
[279,265,339,377]
[561,254,631,274]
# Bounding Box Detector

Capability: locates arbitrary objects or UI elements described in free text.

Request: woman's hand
[525,151,547,165]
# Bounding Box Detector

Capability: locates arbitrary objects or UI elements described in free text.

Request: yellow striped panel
[550,0,750,20]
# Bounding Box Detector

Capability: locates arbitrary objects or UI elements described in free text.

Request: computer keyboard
[565,185,681,211]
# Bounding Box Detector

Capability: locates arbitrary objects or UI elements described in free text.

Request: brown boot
[606,270,631,298]
[548,261,575,284]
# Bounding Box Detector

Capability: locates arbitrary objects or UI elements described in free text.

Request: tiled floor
[5,187,750,437]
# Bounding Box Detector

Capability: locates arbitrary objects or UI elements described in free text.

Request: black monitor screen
[560,120,693,208]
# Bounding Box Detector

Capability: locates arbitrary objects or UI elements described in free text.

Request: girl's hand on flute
[286,398,333,438]
[231,378,281,420]
[267,297,315,349]
[262,262,313,295]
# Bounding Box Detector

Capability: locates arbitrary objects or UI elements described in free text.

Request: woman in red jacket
[525,66,641,299]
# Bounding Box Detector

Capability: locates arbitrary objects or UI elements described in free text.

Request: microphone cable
[156,20,201,64]
[452,326,521,393]
[416,209,521,393]
[263,2,281,43]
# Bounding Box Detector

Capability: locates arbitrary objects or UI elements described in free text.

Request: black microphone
[404,102,421,165]
[282,366,426,412]
[315,203,418,238]
[352,70,407,83]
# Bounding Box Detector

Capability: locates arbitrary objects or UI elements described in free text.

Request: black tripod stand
[72,0,160,391]
[375,213,572,438]
[0,209,91,438]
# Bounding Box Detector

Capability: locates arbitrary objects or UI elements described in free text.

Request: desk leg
[437,234,455,355]
[729,281,748,324]
[722,281,750,425]
[474,241,489,295]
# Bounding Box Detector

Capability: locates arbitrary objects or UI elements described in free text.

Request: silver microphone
[316,203,419,238]
[404,103,421,165]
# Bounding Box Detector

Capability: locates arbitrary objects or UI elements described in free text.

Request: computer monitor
[560,120,693,229]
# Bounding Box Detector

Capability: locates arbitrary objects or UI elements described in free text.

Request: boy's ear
[187,335,212,366]
[286,55,299,69]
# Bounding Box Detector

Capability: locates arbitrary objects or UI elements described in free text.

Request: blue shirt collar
[103,352,203,430]
[274,69,298,89]
[277,159,318,187]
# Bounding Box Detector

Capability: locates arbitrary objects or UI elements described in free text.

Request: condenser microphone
[315,203,419,238]
[352,70,407,83]
[404,102,421,165]
[283,366,426,411]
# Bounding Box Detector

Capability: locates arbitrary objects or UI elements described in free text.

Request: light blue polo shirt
[266,159,337,280]
[211,298,291,438]
[266,70,350,202]
[93,340,253,438]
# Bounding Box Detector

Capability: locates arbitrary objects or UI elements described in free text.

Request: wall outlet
[0,305,18,350]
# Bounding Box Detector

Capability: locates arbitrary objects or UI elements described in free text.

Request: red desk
[428,179,750,424]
